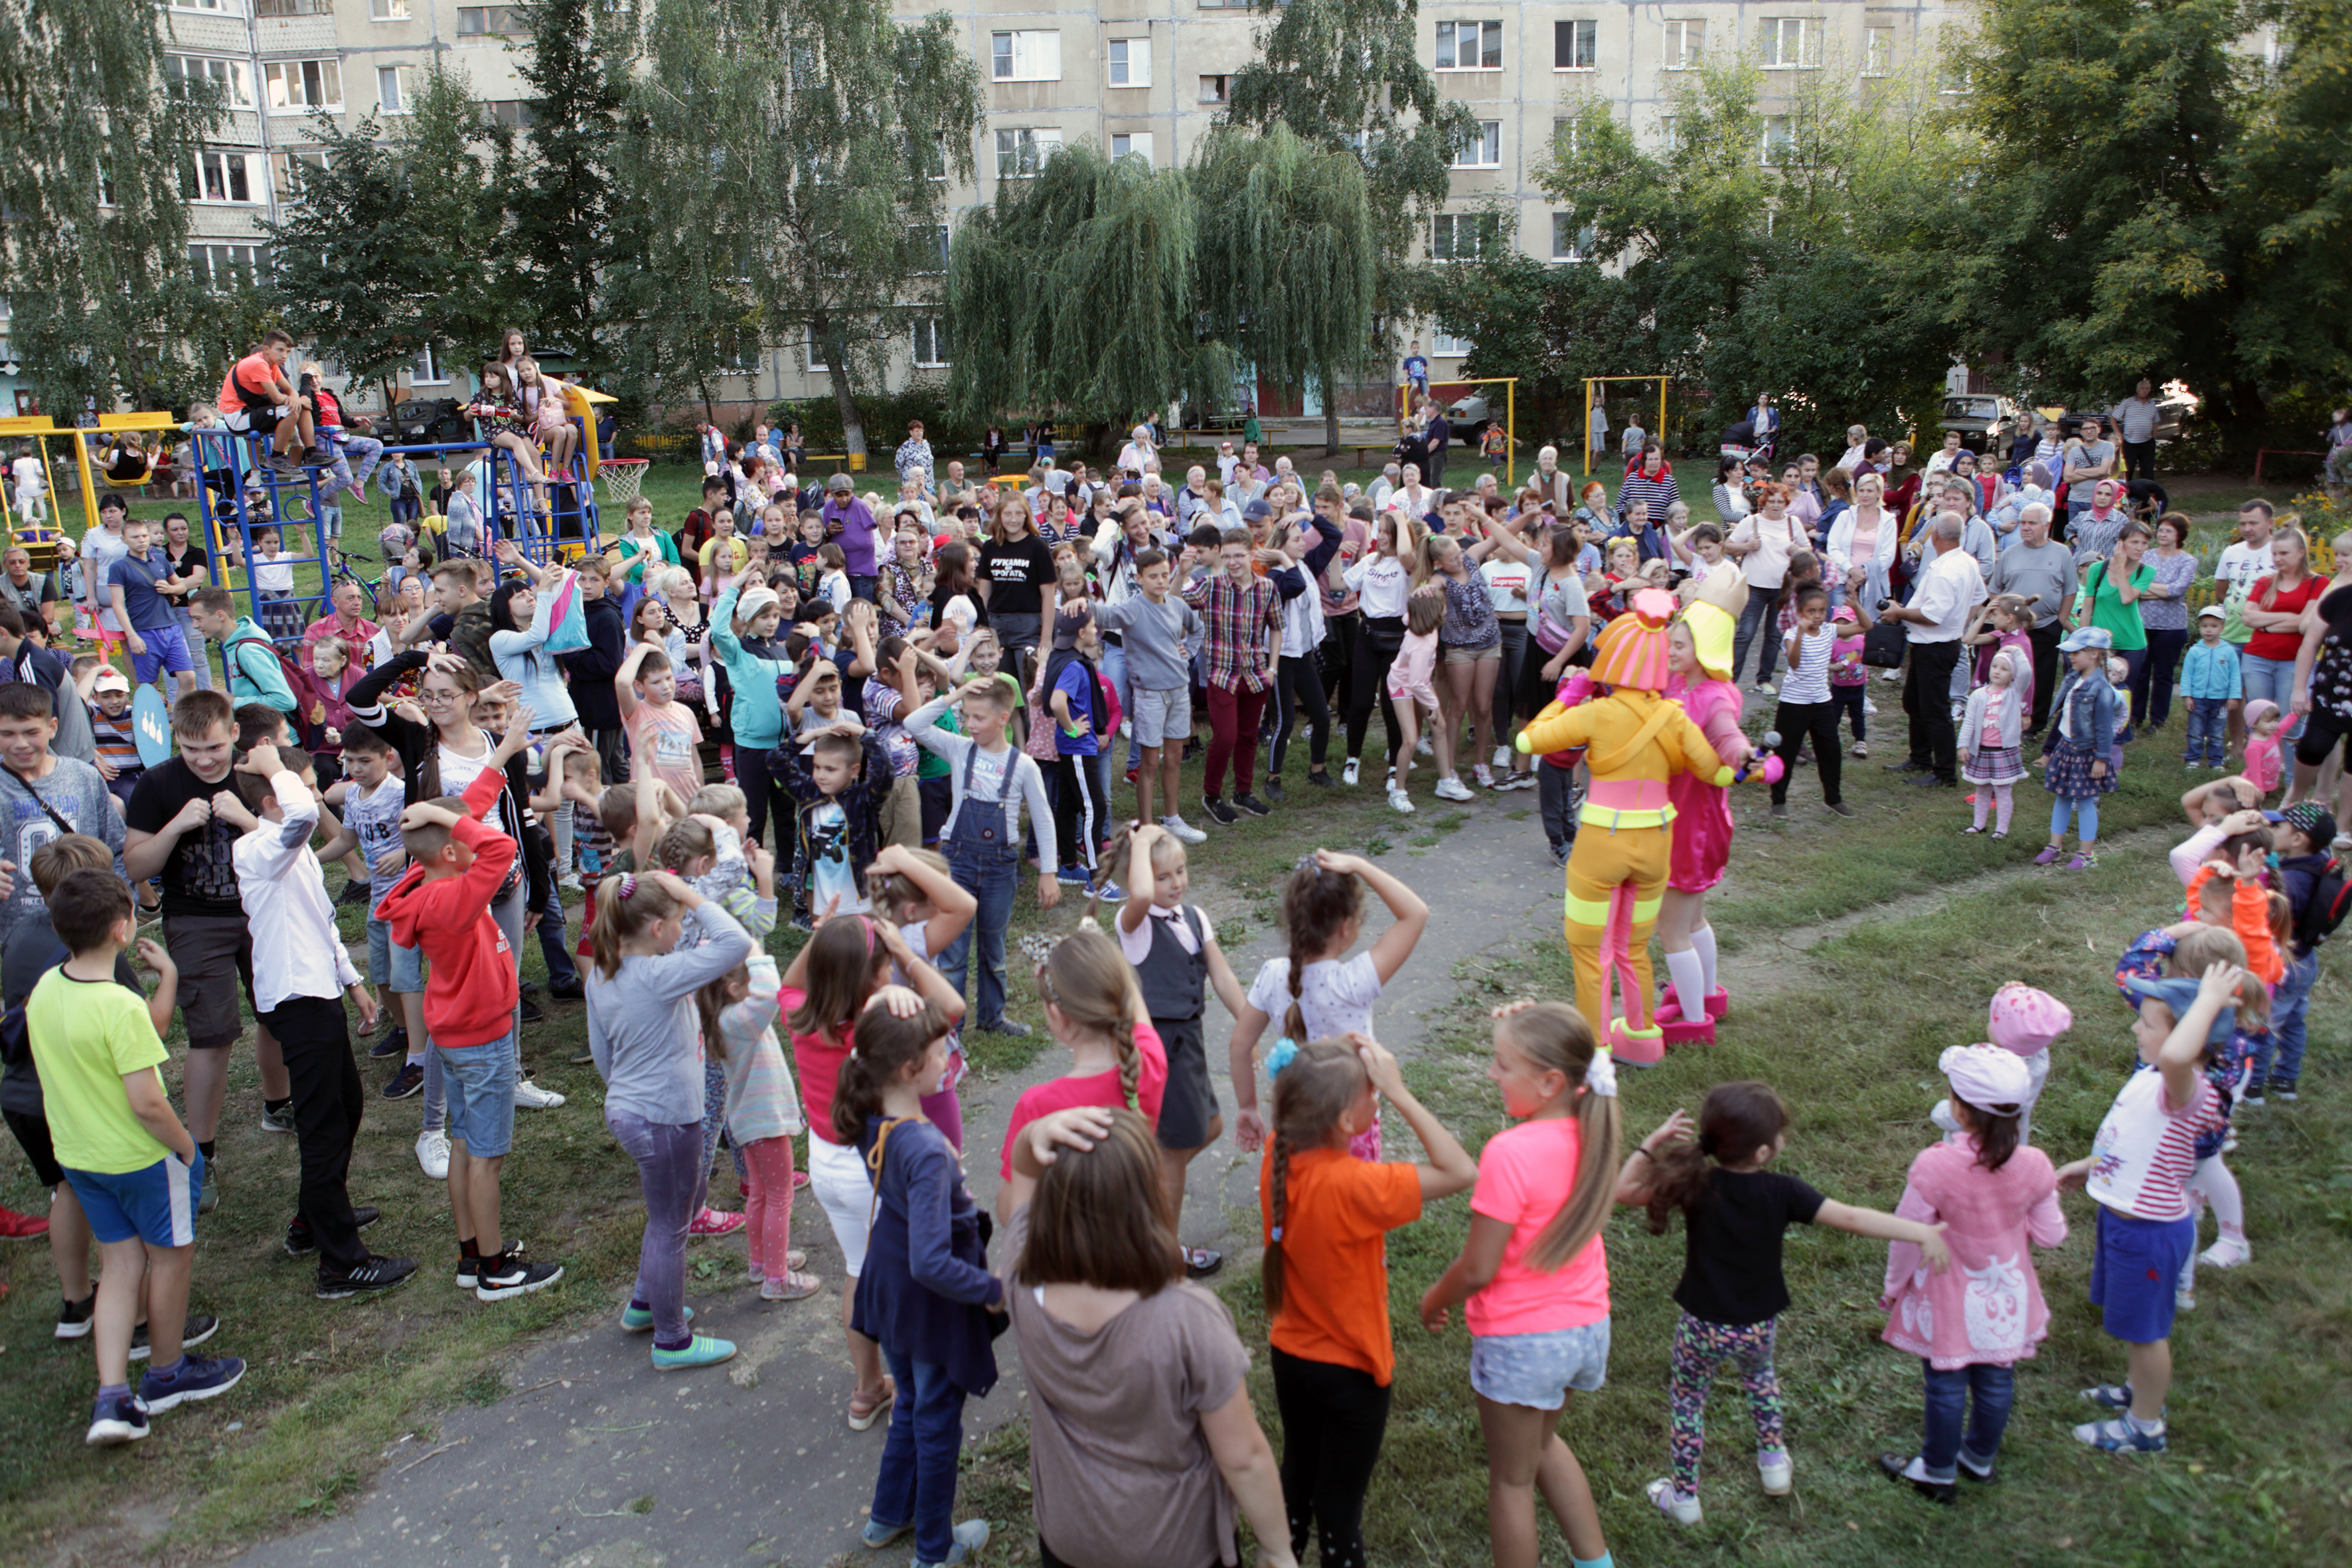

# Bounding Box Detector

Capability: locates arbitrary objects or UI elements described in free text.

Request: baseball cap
[2119,974,2237,1045]
[2057,625,2113,653]
[2196,604,2226,621]
[91,666,131,694]
[1242,499,1273,522]
[2279,799,2337,849]
[1050,603,1091,650]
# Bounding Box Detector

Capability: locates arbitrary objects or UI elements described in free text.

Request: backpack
[224,625,303,716]
[2294,856,2352,950]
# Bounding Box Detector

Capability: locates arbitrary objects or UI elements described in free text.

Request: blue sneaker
[649,1334,736,1372]
[1085,878,1125,902]
[139,1354,247,1414]
[85,1391,150,1447]
[2074,1415,2166,1452]
[861,1518,913,1549]
[915,1520,992,1568]
[1055,866,1091,886]
[619,1302,694,1334]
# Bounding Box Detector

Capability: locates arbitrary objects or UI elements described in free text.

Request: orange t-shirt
[1258,1145,1422,1385]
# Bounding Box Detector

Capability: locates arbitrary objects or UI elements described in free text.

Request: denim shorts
[66,1150,202,1247]
[437,1032,518,1158]
[364,915,425,992]
[1470,1317,1612,1409]
[2089,1204,2195,1344]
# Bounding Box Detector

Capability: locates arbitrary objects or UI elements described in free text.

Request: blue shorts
[133,621,195,682]
[437,1032,517,1158]
[65,1151,202,1247]
[2089,1204,2195,1344]
[1470,1318,1612,1409]
[364,915,424,992]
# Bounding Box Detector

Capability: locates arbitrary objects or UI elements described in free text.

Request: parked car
[1446,393,1496,442]
[1939,394,2025,454]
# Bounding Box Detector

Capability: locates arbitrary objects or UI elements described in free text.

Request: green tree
[1223,0,1480,351]
[615,0,982,457]
[1,0,218,412]
[943,144,1222,442]
[1192,125,1378,455]
[507,0,633,383]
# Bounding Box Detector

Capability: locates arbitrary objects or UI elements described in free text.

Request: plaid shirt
[1181,570,1282,692]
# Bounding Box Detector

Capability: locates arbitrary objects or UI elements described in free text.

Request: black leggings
[1346,617,1405,765]
[1270,651,1332,777]
[2295,702,2351,769]
[1771,698,1846,806]
[1271,1346,1391,1568]
[1320,611,1360,707]
[735,742,794,852]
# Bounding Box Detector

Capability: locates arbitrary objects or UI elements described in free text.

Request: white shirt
[1481,556,1533,614]
[1729,511,1806,590]
[11,456,44,498]
[233,772,361,1014]
[1924,448,1962,474]
[1343,554,1412,619]
[254,550,296,594]
[1906,544,1988,644]
[1246,951,1383,1041]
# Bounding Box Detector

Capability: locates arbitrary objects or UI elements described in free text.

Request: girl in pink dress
[1656,567,1764,1046]
[1877,1045,2068,1502]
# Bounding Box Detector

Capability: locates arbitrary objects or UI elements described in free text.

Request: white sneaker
[1387,786,1416,814]
[1758,1450,1793,1496]
[1755,681,1776,696]
[513,1079,566,1111]
[1416,734,1433,758]
[2199,1234,2251,1269]
[1342,757,1361,786]
[1863,696,1879,714]
[1852,741,1869,758]
[1881,668,1903,684]
[1646,1478,1702,1526]
[1160,815,1208,844]
[1433,776,1474,803]
[559,872,584,894]
[416,1128,450,1180]
[1490,746,1512,769]
[1472,763,1494,789]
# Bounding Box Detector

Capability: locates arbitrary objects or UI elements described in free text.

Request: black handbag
[1861,619,1909,668]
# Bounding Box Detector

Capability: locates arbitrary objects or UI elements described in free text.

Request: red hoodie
[374,765,518,1048]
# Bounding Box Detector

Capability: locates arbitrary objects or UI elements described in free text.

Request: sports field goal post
[1581,376,1671,477]
[1399,376,1520,487]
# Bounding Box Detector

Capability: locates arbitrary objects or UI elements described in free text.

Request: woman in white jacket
[1827,468,1901,610]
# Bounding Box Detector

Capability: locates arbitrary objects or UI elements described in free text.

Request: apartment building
[54,2,1974,420]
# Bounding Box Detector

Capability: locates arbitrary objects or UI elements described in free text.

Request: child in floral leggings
[1616,1083,1951,1526]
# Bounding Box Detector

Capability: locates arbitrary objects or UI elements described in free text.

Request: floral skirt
[2041,740,2116,799]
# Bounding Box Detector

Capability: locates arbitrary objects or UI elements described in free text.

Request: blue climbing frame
[188,427,602,647]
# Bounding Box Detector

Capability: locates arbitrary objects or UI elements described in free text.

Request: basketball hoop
[600,458,649,501]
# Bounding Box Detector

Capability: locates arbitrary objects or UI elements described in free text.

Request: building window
[189,244,267,289]
[990,31,1063,82]
[166,56,253,108]
[455,5,523,41]
[1940,61,1972,95]
[1108,38,1150,88]
[910,224,948,272]
[1198,74,1229,104]
[482,100,533,128]
[994,127,1063,179]
[1110,131,1154,164]
[376,66,411,114]
[912,318,949,369]
[190,150,265,204]
[806,335,830,374]
[1431,212,1499,264]
[1433,329,1473,358]
[1550,118,1579,159]
[1553,20,1597,71]
[264,60,343,114]
[272,147,325,197]
[167,0,236,12]
[412,343,447,385]
[1550,214,1594,262]
[369,0,409,16]
[252,0,329,14]
[1664,19,1705,71]
[1863,25,1893,76]
[1761,116,1794,165]
[1758,18,1821,70]
[1658,116,1680,153]
[1435,21,1502,72]
[1452,122,1501,169]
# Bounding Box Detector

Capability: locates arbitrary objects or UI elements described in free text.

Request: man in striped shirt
[1180,530,1283,825]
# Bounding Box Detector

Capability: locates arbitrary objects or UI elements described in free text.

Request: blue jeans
[870,1349,967,1563]
[603,1109,706,1346]
[1730,583,1784,685]
[1921,1361,2014,1480]
[2184,696,2227,765]
[2260,947,2319,1091]
[536,874,579,987]
[939,834,1018,1028]
[2241,651,2305,742]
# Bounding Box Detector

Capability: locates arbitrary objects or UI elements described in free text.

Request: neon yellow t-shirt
[27,970,170,1174]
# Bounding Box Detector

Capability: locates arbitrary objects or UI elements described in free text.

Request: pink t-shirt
[627,700,706,805]
[1466,1116,1610,1336]
[2244,734,2282,794]
[998,1020,1169,1177]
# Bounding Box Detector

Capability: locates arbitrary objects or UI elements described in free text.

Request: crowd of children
[5,419,2346,1568]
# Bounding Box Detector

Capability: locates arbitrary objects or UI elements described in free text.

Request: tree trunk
[1322,363,1342,459]
[828,358,866,460]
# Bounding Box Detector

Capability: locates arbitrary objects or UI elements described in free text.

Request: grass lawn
[0,453,2334,1563]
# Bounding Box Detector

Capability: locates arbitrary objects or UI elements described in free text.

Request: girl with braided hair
[1261,1035,1476,1568]
[993,926,1169,1204]
[1229,849,1429,1161]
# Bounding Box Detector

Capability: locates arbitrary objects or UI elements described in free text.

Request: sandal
[760,1270,822,1302]
[848,1376,896,1431]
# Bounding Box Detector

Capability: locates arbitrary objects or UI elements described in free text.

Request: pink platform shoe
[1608,1018,1667,1066]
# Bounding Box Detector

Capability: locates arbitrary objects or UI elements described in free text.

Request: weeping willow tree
[1192,125,1377,456]
[614,0,980,454]
[2,0,220,410]
[945,145,1225,440]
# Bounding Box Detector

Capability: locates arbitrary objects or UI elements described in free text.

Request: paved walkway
[232,813,1564,1568]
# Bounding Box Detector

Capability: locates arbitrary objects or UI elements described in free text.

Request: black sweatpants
[1771,698,1845,806]
[1270,651,1332,778]
[2026,619,2063,734]
[1271,1346,1392,1568]
[265,996,366,1273]
[1903,639,1964,782]
[736,743,793,854]
[1346,617,1405,767]
[1052,751,1108,874]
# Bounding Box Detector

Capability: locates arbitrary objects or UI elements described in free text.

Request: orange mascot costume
[1515,588,1733,1065]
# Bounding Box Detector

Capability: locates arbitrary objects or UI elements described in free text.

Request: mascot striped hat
[1589,587,1678,692]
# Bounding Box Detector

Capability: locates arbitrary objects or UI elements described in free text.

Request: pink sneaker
[688,1206,747,1237]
